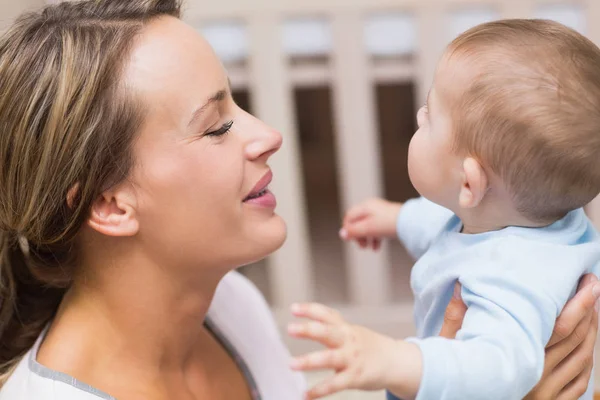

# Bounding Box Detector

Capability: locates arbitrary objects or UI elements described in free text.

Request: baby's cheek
[407,159,430,197]
[410,144,447,199]
[408,136,429,173]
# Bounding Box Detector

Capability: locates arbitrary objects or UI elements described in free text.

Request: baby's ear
[459,157,488,209]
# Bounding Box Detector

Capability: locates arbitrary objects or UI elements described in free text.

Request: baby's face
[407,58,465,211]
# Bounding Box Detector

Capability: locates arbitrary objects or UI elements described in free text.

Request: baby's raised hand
[340,198,402,250]
[288,302,406,399]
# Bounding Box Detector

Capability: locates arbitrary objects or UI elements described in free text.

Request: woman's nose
[244,119,283,161]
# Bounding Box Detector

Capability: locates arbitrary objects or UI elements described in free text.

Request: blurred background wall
[1,1,600,398]
[0,0,44,30]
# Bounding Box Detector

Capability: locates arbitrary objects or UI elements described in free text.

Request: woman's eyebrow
[188,89,227,128]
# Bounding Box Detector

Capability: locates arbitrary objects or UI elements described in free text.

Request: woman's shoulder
[0,350,113,400]
[208,270,285,344]
[213,270,268,305]
[208,271,306,399]
[0,272,305,400]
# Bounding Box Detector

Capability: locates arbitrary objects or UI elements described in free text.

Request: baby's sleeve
[396,197,454,260]
[408,240,580,400]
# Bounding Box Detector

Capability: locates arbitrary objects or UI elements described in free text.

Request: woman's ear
[66,183,80,209]
[87,185,139,237]
[459,157,489,209]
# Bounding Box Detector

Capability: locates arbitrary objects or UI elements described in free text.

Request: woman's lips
[243,170,277,208]
[243,189,277,208]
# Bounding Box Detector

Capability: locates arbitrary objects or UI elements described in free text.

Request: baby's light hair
[444,19,600,222]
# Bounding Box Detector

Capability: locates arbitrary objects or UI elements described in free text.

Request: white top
[0,271,306,400]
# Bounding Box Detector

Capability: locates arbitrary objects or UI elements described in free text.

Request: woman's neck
[38,250,228,382]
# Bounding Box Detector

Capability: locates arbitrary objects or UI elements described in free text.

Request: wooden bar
[331,11,391,306]
[185,0,502,22]
[500,0,535,19]
[414,6,446,108]
[226,64,250,91]
[247,13,315,308]
[587,0,600,46]
[370,59,416,84]
[289,63,332,88]
[1,0,45,31]
[585,0,600,230]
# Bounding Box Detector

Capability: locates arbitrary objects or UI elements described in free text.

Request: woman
[0,1,596,399]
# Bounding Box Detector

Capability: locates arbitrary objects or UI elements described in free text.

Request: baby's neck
[456,202,556,235]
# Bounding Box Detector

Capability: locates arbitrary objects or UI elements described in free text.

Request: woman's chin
[241,215,287,266]
[259,215,287,255]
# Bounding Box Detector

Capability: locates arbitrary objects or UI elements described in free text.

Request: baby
[289,19,600,400]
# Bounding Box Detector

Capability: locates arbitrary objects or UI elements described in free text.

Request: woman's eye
[205,120,234,137]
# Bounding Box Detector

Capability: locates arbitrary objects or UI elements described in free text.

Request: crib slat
[584,0,600,230]
[414,6,446,109]
[500,1,535,19]
[587,0,600,47]
[331,11,391,306]
[3,0,45,31]
[247,13,315,308]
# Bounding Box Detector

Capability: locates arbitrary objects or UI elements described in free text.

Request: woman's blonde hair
[0,0,181,384]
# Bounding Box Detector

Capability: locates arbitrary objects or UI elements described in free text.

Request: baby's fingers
[291,303,345,325]
[288,321,344,348]
[343,204,369,226]
[341,220,374,241]
[372,238,381,251]
[290,349,347,372]
[305,371,354,400]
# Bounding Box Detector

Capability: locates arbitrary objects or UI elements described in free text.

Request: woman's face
[123,16,286,270]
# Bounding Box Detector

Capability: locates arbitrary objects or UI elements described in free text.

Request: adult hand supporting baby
[440,275,600,400]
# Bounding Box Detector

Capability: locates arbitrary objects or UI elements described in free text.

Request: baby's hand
[288,303,403,399]
[340,198,402,250]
